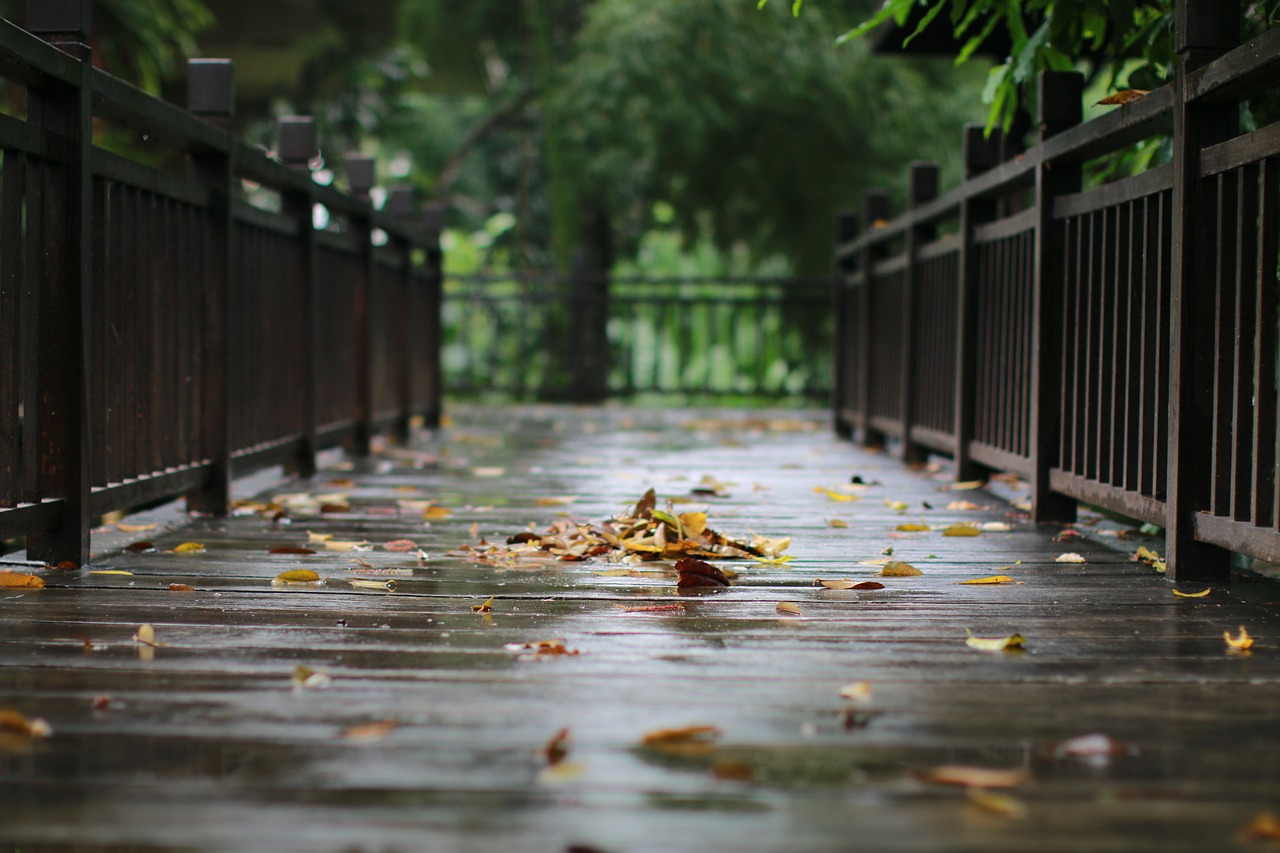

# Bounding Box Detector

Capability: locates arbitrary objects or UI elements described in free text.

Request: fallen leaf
[543,727,570,766]
[967,788,1028,819]
[350,579,396,591]
[172,542,205,554]
[959,575,1018,585]
[384,539,418,552]
[947,500,983,511]
[879,561,923,577]
[675,558,731,588]
[943,524,981,537]
[133,623,160,647]
[755,555,795,566]
[965,631,1025,652]
[0,572,45,588]
[1097,89,1149,106]
[292,664,333,690]
[917,764,1029,788]
[640,724,721,746]
[534,496,577,507]
[1135,545,1162,563]
[504,639,580,659]
[273,569,321,584]
[472,466,506,477]
[114,522,157,533]
[980,522,1013,532]
[751,535,792,557]
[472,595,495,613]
[1054,732,1125,761]
[306,531,334,543]
[816,486,856,502]
[710,759,756,781]
[948,480,986,491]
[269,546,316,555]
[0,708,52,738]
[816,579,884,590]
[1055,553,1086,563]
[125,541,155,553]
[89,570,133,576]
[775,601,802,616]
[883,499,909,512]
[423,506,452,520]
[341,720,397,741]
[827,518,849,528]
[1225,626,1255,650]
[1172,588,1210,598]
[839,681,873,704]
[895,523,930,532]
[323,540,370,552]
[168,583,194,592]
[1242,812,1280,841]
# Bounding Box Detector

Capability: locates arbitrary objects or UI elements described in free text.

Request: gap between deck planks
[3,404,1280,852]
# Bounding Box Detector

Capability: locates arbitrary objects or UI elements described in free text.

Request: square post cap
[188,60,235,118]
[386,186,416,221]
[344,155,376,197]
[27,0,92,38]
[277,117,317,167]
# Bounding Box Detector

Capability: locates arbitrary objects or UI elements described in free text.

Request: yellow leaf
[1055,552,1086,563]
[839,681,872,704]
[775,601,802,616]
[88,570,133,576]
[323,540,370,552]
[965,631,1024,652]
[1225,626,1255,650]
[980,522,1013,532]
[306,531,334,543]
[815,487,856,502]
[967,788,1028,820]
[959,575,1018,585]
[472,595,495,612]
[114,522,157,533]
[879,561,923,577]
[292,664,333,690]
[0,572,45,588]
[755,555,795,566]
[827,518,849,528]
[894,523,931,532]
[423,506,452,520]
[883,499,909,512]
[536,760,586,785]
[273,569,321,584]
[751,535,792,557]
[918,764,1029,788]
[678,512,708,535]
[1172,587,1210,598]
[350,579,396,591]
[949,480,986,491]
[0,708,52,738]
[172,542,205,554]
[943,524,981,537]
[133,623,158,646]
[860,557,893,567]
[1242,812,1280,841]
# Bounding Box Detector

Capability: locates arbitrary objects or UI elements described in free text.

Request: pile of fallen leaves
[448,488,789,568]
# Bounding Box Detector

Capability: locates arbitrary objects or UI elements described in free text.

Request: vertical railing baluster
[26,0,94,565]
[343,154,376,454]
[833,211,858,439]
[860,190,889,448]
[278,116,319,476]
[1166,0,1239,582]
[386,186,417,441]
[902,162,938,464]
[1029,71,1082,523]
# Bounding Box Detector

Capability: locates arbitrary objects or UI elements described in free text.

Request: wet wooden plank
[3,405,1280,851]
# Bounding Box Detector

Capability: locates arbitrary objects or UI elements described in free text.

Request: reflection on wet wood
[3,405,1280,851]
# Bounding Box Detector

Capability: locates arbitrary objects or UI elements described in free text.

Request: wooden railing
[834,1,1280,582]
[0,5,442,566]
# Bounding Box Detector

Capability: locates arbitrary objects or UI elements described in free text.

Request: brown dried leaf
[775,601,802,616]
[341,719,397,741]
[675,557,731,588]
[0,572,44,589]
[1096,89,1149,106]
[1242,812,1280,841]
[269,546,316,555]
[965,631,1025,652]
[126,540,155,553]
[640,724,721,746]
[0,708,52,738]
[384,539,419,552]
[423,506,451,520]
[544,727,571,766]
[168,583,195,592]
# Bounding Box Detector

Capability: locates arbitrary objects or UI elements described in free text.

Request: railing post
[386,186,416,442]
[278,117,319,477]
[185,59,235,515]
[902,162,939,465]
[1166,0,1240,582]
[420,202,445,428]
[1028,71,1083,524]
[568,249,610,403]
[343,154,376,455]
[25,0,93,566]
[833,210,859,439]
[955,124,1001,481]
[859,189,890,448]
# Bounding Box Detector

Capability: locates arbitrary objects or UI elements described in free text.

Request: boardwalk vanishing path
[3,405,1280,852]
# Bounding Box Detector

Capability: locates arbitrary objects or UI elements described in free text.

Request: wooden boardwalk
[3,405,1280,852]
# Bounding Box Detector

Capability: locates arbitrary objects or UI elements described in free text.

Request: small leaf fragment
[1096,89,1149,106]
[293,664,333,690]
[114,522,157,533]
[273,569,321,584]
[324,540,371,552]
[89,570,133,576]
[168,583,194,592]
[967,788,1028,820]
[341,720,397,741]
[306,531,334,543]
[883,499,909,512]
[133,623,159,647]
[384,539,418,552]
[959,575,1018,585]
[543,727,571,766]
[948,479,986,491]
[1242,812,1280,841]
[172,542,205,554]
[0,572,45,588]
[640,724,721,746]
[534,496,577,507]
[1225,626,1255,650]
[879,561,923,577]
[965,631,1025,652]
[943,524,981,537]
[1055,552,1086,563]
[1172,587,1210,598]
[817,579,883,590]
[472,595,495,613]
[350,579,396,591]
[895,523,930,532]
[675,558,731,588]
[423,506,452,520]
[0,708,52,738]
[980,522,1013,532]
[827,518,849,528]
[839,681,873,704]
[269,546,316,555]
[917,764,1030,788]
[775,601,802,616]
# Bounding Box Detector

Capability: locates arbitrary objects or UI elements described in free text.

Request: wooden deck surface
[4,405,1280,852]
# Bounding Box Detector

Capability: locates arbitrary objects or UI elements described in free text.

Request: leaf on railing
[1096,89,1149,106]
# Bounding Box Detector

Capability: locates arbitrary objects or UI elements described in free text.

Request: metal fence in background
[443,273,832,402]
